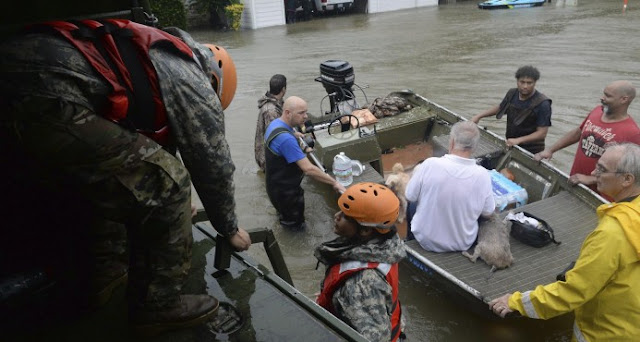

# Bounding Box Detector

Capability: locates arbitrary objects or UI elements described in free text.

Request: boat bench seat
[431,134,504,164]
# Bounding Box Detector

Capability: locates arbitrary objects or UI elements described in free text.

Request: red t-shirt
[570,106,640,191]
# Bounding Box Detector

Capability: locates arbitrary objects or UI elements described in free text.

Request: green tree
[151,0,187,29]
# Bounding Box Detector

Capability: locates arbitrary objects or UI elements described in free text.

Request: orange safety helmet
[203,44,237,110]
[338,182,400,232]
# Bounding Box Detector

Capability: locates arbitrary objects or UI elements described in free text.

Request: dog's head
[386,163,411,194]
[385,178,397,193]
[385,173,404,194]
[384,163,411,203]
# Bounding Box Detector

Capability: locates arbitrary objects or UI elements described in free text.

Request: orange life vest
[37,19,195,146]
[317,261,402,342]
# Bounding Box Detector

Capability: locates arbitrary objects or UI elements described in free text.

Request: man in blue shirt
[472,65,552,154]
[264,96,345,230]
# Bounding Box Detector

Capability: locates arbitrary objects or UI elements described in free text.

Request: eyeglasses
[593,164,627,176]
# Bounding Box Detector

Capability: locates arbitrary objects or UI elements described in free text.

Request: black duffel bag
[509,212,561,248]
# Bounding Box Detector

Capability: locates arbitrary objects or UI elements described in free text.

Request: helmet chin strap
[358,226,374,237]
[357,222,395,237]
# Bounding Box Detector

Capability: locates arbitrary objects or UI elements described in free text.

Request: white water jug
[333,152,353,187]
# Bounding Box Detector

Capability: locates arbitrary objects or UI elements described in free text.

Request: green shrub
[224,3,244,31]
[151,0,187,29]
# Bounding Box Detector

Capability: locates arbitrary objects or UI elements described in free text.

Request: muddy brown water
[190,1,639,340]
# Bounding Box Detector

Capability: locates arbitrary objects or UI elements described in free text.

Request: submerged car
[312,0,354,13]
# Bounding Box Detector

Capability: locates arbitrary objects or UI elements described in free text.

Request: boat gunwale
[405,246,482,299]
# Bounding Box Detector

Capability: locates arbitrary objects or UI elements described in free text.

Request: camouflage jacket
[0,29,238,235]
[254,92,283,171]
[315,234,406,342]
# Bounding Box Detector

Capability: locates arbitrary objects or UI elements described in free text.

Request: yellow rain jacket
[509,196,640,342]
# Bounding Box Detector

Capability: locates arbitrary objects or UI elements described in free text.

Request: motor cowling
[317,60,355,112]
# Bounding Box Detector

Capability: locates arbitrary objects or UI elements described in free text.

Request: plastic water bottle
[333,152,353,187]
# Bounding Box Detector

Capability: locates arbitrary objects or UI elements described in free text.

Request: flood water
[189,1,640,340]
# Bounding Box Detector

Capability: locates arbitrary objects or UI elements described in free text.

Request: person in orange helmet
[315,182,406,342]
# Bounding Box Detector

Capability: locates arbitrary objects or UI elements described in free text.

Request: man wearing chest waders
[264,96,345,230]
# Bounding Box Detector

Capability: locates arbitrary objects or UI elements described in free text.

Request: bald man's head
[609,80,636,102]
[282,96,308,127]
[284,96,306,112]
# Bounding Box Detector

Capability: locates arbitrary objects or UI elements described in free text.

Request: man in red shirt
[535,80,640,197]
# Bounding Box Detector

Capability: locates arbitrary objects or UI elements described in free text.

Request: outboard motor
[316,60,356,114]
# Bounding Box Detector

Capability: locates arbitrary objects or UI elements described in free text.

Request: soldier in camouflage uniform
[254,74,286,171]
[0,20,251,335]
[315,183,406,342]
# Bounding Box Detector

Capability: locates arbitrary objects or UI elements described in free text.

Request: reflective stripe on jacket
[317,261,402,342]
[39,19,194,146]
[509,196,640,341]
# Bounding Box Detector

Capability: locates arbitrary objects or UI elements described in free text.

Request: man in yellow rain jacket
[489,142,640,341]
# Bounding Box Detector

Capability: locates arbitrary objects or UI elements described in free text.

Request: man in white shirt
[406,121,495,252]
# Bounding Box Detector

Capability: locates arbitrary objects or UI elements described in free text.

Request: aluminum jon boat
[303,64,606,319]
[478,0,547,10]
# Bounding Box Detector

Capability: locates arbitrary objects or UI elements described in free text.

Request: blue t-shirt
[264,118,306,164]
[499,90,552,127]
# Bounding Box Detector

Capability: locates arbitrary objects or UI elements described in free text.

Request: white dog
[385,163,411,223]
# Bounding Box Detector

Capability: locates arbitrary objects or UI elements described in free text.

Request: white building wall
[213,0,439,30]
[242,0,286,30]
[368,0,438,14]
[416,0,439,7]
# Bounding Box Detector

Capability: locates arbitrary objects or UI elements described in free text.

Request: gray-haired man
[406,121,495,252]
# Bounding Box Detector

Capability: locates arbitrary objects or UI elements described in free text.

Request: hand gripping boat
[478,0,547,10]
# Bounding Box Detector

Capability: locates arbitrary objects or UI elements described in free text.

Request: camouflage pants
[1,97,193,309]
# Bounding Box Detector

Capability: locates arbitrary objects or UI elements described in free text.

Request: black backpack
[509,212,561,248]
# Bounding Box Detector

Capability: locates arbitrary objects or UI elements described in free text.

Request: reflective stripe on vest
[317,261,402,342]
[40,19,194,146]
